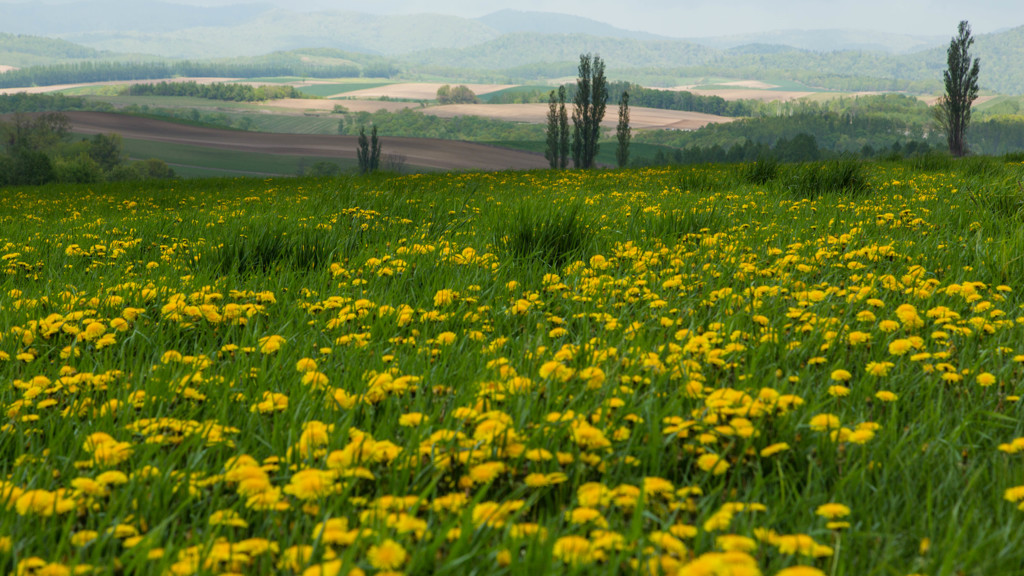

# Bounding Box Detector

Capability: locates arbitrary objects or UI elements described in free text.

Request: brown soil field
[336,83,517,100]
[263,98,420,114]
[0,77,248,96]
[422,104,735,130]
[64,111,548,171]
[919,95,997,106]
[665,87,816,102]
[0,65,18,74]
[676,80,781,90]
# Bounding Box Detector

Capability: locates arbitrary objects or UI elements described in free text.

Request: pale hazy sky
[4,0,1023,38]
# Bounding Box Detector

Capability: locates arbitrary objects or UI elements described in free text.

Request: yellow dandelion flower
[830,369,852,382]
[367,539,408,571]
[696,453,730,475]
[814,503,851,519]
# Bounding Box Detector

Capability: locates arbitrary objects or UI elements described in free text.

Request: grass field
[3,159,1024,575]
[296,83,396,99]
[487,140,679,167]
[241,114,343,135]
[119,138,356,177]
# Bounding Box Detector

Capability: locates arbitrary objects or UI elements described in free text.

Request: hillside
[0,0,274,35]
[407,33,720,74]
[60,9,501,58]
[475,10,665,41]
[0,32,114,67]
[2,4,1024,95]
[688,28,946,53]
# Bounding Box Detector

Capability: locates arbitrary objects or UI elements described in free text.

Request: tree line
[487,83,756,117]
[0,112,176,186]
[0,93,112,113]
[122,81,303,102]
[0,61,365,89]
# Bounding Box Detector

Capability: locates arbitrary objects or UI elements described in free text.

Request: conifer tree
[934,20,980,157]
[571,54,607,169]
[615,91,631,168]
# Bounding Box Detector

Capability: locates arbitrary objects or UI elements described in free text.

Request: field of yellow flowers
[3,160,1024,575]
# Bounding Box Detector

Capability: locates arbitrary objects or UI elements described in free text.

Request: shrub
[743,156,779,185]
[497,203,594,268]
[789,157,869,198]
[54,153,102,184]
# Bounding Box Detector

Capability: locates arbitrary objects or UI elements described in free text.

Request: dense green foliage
[0,32,110,67]
[122,81,303,102]
[604,82,756,117]
[339,108,545,142]
[0,48,401,90]
[435,85,479,104]
[0,112,176,185]
[0,93,113,114]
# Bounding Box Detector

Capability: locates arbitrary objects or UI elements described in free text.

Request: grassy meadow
[3,158,1024,575]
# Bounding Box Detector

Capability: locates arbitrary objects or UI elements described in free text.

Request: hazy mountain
[913,25,1024,95]
[688,29,947,54]
[476,9,665,41]
[0,32,110,66]
[0,0,273,35]
[58,9,501,57]
[407,33,718,71]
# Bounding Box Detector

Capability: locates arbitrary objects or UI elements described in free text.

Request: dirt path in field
[64,111,548,171]
[422,103,735,130]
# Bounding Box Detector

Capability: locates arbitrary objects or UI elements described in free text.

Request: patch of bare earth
[0,65,18,74]
[63,111,547,171]
[422,104,735,130]
[0,77,247,96]
[919,95,997,106]
[262,99,420,114]
[665,87,816,102]
[336,83,517,100]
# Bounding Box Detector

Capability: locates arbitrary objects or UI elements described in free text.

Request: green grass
[479,85,552,103]
[3,161,1024,575]
[296,82,395,98]
[241,114,343,135]
[482,140,678,167]
[117,137,356,177]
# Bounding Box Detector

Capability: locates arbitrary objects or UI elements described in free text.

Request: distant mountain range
[2,2,1024,94]
[0,2,952,56]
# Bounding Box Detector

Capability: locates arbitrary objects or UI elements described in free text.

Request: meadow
[2,158,1024,575]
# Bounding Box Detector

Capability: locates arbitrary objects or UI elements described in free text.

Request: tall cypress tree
[357,126,370,173]
[557,85,570,169]
[571,54,608,169]
[934,20,980,157]
[370,125,381,172]
[615,91,631,168]
[545,90,559,169]
[571,56,590,169]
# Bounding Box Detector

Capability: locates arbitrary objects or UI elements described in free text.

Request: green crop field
[296,82,395,99]
[119,138,355,177]
[3,159,1024,575]
[241,115,343,135]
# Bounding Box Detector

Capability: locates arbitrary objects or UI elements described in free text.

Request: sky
[2,0,1022,38]
[168,0,1023,38]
